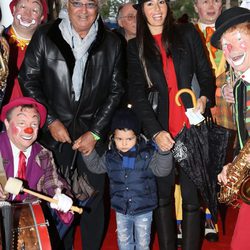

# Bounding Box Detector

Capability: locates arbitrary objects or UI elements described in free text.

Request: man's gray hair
[116,2,134,20]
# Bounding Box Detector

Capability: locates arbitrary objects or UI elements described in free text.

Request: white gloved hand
[50,188,73,213]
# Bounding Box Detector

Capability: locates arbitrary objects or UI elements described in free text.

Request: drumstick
[4,177,83,214]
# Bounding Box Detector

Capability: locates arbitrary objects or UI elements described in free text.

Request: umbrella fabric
[58,149,97,207]
[171,122,228,222]
[207,122,230,175]
[172,89,230,222]
[206,121,230,194]
[59,165,97,206]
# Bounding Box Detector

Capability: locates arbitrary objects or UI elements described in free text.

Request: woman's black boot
[182,204,202,250]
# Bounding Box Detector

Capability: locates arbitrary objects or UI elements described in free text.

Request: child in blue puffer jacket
[82,108,173,250]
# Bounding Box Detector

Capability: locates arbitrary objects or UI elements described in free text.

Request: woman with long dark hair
[127,0,215,249]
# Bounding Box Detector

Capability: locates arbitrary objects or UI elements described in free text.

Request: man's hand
[154,131,175,151]
[218,164,230,185]
[222,84,235,103]
[48,120,72,144]
[218,154,250,185]
[72,131,97,155]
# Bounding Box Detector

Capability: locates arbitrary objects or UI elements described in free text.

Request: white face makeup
[13,0,44,36]
[16,14,36,27]
[221,29,250,73]
[4,106,40,151]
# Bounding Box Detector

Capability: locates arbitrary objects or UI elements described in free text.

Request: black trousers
[155,164,202,250]
[52,142,106,250]
[156,165,200,210]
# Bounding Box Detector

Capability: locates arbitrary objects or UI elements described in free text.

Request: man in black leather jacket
[18,1,125,249]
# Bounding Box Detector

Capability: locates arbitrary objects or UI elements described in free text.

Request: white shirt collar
[198,22,215,32]
[10,141,31,158]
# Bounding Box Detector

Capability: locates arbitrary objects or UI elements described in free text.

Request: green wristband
[91,132,100,141]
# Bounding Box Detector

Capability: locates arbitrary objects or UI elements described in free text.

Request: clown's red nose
[24,127,33,134]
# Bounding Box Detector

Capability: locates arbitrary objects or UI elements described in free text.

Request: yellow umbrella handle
[175,88,197,108]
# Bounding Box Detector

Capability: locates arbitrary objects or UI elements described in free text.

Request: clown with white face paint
[0,97,75,244]
[211,7,250,105]
[12,0,45,37]
[1,0,47,104]
[221,29,250,73]
[211,7,250,250]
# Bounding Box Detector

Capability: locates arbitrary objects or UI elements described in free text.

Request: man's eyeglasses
[69,1,97,9]
[119,15,136,22]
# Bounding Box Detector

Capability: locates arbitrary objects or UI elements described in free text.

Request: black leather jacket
[19,17,125,147]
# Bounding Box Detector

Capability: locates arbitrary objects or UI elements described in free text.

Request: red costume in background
[4,26,28,101]
[231,202,250,250]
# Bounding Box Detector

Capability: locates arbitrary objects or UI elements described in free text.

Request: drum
[11,202,51,250]
[0,201,12,250]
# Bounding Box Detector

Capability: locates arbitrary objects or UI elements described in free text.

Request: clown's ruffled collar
[8,26,31,50]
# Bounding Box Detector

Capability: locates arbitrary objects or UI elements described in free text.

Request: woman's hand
[218,164,229,185]
[154,131,175,151]
[194,96,207,114]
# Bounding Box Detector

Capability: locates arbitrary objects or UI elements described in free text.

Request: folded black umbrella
[206,120,230,194]
[172,89,230,222]
[206,120,230,175]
